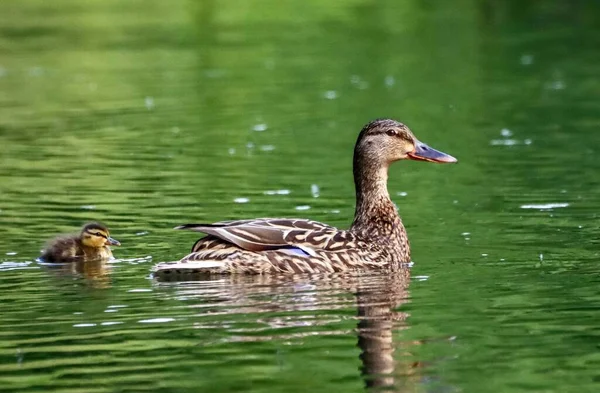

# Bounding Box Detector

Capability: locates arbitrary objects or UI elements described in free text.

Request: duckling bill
[40,222,120,263]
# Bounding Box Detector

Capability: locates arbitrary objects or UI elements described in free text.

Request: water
[1,1,600,392]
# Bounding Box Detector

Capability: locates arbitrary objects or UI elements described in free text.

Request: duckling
[40,222,121,263]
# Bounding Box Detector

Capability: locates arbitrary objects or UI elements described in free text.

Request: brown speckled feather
[179,218,337,252]
[153,119,455,278]
[41,236,83,263]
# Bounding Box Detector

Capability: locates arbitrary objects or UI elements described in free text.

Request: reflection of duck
[44,259,113,289]
[356,271,422,390]
[154,271,419,390]
[40,222,121,263]
[154,119,456,276]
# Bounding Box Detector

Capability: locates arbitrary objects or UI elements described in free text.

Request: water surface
[1,1,600,392]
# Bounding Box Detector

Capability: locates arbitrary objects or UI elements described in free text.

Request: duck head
[80,222,121,248]
[354,119,457,165]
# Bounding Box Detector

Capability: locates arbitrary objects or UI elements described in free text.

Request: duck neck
[350,157,404,240]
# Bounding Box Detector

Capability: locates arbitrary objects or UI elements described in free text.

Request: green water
[1,0,600,392]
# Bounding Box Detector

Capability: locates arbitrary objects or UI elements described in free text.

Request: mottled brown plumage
[40,222,121,263]
[153,119,456,277]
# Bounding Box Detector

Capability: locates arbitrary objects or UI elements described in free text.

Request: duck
[153,119,456,277]
[40,222,121,263]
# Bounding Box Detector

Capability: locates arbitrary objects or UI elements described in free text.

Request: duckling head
[80,222,121,248]
[354,119,457,166]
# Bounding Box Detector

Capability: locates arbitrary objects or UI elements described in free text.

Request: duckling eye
[94,232,106,238]
[386,129,398,136]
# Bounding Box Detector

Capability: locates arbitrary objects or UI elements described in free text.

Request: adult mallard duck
[154,119,456,277]
[40,222,121,263]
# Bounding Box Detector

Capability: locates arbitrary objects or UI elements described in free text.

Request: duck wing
[175,218,342,253]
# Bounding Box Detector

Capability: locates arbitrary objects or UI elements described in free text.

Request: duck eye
[95,232,105,238]
[386,129,397,136]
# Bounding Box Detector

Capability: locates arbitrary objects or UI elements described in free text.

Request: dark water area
[1,1,600,392]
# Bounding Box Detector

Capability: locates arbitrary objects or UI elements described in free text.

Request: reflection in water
[155,269,419,391]
[356,270,421,391]
[40,259,112,289]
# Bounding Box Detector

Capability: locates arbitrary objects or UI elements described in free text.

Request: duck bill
[407,140,457,163]
[107,237,121,246]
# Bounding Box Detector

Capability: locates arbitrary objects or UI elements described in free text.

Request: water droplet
[481,253,488,257]
[490,139,518,146]
[101,321,123,326]
[139,318,175,323]
[500,128,513,137]
[547,80,565,90]
[228,148,236,155]
[135,231,149,236]
[384,75,395,87]
[311,184,320,198]
[520,203,569,210]
[5,252,17,256]
[234,197,250,204]
[73,323,97,328]
[324,90,337,100]
[252,123,268,132]
[260,145,275,151]
[144,96,154,110]
[295,205,311,211]
[350,76,369,89]
[397,191,407,197]
[80,205,96,210]
[264,189,290,196]
[520,54,534,65]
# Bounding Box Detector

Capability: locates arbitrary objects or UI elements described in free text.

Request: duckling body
[41,222,120,263]
[153,119,456,277]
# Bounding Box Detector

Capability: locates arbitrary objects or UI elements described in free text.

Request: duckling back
[41,235,84,263]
